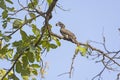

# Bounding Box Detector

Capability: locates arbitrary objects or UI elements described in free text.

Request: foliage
[0,0,59,80]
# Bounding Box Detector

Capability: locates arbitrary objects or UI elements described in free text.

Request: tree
[0,0,120,80]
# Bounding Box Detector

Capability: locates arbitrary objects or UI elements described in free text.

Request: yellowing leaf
[0,69,6,76]
[78,46,87,56]
[40,69,46,78]
[75,47,79,55]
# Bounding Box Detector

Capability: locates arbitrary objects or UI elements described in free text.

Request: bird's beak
[56,23,59,26]
[56,22,63,27]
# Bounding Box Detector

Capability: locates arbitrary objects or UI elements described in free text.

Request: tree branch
[50,30,120,79]
[1,47,29,80]
[35,0,58,46]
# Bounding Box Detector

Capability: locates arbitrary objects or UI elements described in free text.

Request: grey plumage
[56,22,77,42]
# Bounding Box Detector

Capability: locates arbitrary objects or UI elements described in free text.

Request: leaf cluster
[0,0,60,80]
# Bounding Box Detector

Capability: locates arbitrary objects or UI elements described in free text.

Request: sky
[44,0,120,80]
[1,0,120,80]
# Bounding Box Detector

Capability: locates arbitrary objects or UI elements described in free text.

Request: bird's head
[56,22,65,28]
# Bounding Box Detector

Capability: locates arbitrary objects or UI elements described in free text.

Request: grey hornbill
[56,22,77,44]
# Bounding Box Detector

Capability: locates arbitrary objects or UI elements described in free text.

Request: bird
[56,21,77,43]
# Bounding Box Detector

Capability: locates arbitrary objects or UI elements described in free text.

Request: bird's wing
[60,28,76,39]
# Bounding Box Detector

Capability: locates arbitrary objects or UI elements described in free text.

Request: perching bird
[56,22,77,43]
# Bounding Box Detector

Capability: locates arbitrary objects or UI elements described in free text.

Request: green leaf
[28,3,34,9]
[29,13,36,19]
[31,24,40,36]
[41,41,48,48]
[7,7,15,12]
[53,37,61,46]
[2,10,8,19]
[50,44,57,49]
[56,39,61,46]
[47,0,53,5]
[33,0,38,5]
[0,40,2,49]
[2,78,8,80]
[2,20,7,28]
[22,76,29,80]
[6,49,13,58]
[28,0,38,8]
[13,19,22,29]
[6,0,13,4]
[29,44,36,54]
[0,44,9,54]
[36,53,41,62]
[21,68,30,76]
[12,41,22,47]
[0,69,6,76]
[20,30,28,42]
[0,31,2,36]
[41,40,51,51]
[32,69,38,75]
[0,0,6,9]
[22,55,28,68]
[30,64,40,68]
[27,52,34,63]
[16,61,22,73]
[3,36,11,42]
[8,74,19,80]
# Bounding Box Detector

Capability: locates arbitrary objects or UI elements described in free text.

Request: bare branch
[92,67,105,80]
[50,28,120,79]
